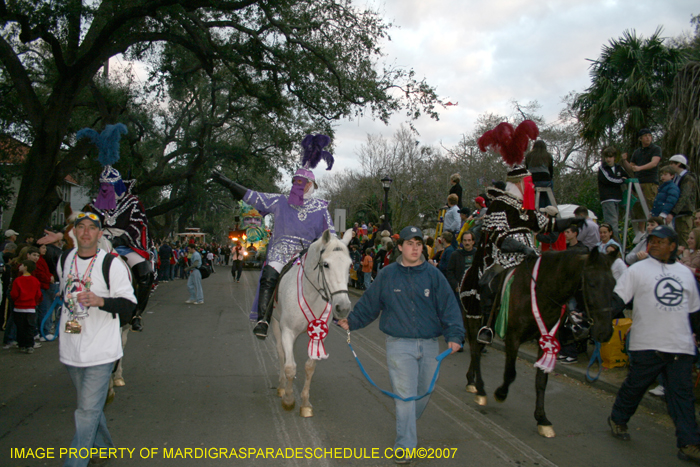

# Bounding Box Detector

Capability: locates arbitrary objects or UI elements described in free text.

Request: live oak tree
[0,0,440,235]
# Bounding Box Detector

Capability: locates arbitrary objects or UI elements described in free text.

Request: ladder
[534,186,558,212]
[621,178,651,254]
[435,208,446,240]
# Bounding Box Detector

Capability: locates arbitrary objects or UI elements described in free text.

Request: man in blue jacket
[339,226,464,463]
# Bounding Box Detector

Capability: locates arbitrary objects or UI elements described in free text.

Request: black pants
[611,350,700,447]
[14,311,35,349]
[231,261,243,281]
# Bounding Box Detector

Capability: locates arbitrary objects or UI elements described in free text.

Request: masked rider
[77,124,154,332]
[212,134,335,339]
[460,121,579,344]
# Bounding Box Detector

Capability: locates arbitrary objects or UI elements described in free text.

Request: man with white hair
[667,154,698,249]
[1,229,18,252]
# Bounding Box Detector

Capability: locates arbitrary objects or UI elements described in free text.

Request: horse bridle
[301,248,350,318]
[530,256,612,327]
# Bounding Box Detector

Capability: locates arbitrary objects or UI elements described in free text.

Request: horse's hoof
[474,395,487,406]
[465,384,477,394]
[277,388,285,398]
[537,425,556,438]
[105,388,115,406]
[113,377,126,387]
[494,392,506,403]
[300,406,313,418]
[282,400,295,411]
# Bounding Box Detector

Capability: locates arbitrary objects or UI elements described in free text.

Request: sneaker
[33,342,42,348]
[649,385,665,397]
[185,299,195,304]
[21,347,34,354]
[2,341,18,350]
[194,301,204,305]
[45,334,55,341]
[394,449,412,464]
[608,416,631,441]
[678,444,700,463]
[557,356,578,365]
[34,334,40,341]
[633,231,644,244]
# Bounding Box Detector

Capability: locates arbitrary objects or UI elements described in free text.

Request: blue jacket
[347,256,465,344]
[651,180,680,217]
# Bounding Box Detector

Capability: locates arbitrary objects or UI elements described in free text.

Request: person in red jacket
[10,260,43,354]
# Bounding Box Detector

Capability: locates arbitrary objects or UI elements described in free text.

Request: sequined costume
[87,180,151,259]
[244,191,335,265]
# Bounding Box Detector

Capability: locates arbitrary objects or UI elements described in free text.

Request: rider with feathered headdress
[460,121,572,344]
[77,123,154,332]
[213,134,336,339]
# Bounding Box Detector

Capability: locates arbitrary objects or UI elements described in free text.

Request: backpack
[60,250,134,326]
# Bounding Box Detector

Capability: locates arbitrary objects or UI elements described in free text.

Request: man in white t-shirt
[58,213,137,467]
[607,225,700,464]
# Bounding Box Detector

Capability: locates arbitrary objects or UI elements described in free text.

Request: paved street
[0,268,689,466]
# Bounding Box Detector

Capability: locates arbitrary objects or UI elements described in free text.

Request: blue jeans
[386,337,439,450]
[601,201,620,240]
[534,180,554,209]
[363,271,372,289]
[611,350,700,447]
[37,283,59,335]
[187,269,203,302]
[64,363,115,467]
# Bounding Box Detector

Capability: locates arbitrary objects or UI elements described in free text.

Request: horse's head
[308,229,353,319]
[581,248,616,343]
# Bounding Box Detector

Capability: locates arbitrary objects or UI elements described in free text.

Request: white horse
[271,229,353,417]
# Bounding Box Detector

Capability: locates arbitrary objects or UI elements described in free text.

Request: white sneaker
[2,341,18,350]
[649,385,665,397]
[33,342,42,348]
[185,300,195,304]
[194,301,204,305]
[633,231,644,244]
[45,334,55,340]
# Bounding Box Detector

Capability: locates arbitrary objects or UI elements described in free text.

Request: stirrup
[477,326,493,345]
[253,320,269,339]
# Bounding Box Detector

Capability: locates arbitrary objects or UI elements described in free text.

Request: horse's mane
[540,248,613,270]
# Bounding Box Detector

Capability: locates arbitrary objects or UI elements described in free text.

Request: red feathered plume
[477,120,539,166]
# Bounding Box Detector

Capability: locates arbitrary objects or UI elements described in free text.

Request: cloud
[326,0,698,174]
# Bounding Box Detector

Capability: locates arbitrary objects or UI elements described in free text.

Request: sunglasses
[75,212,101,224]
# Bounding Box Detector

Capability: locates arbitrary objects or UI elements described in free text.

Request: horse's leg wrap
[253,266,280,339]
[131,261,154,332]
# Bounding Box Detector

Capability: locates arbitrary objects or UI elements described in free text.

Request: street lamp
[381,176,392,228]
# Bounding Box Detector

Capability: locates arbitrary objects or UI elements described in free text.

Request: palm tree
[573,27,686,152]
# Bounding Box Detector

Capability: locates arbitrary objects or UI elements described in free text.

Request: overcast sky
[319,0,698,183]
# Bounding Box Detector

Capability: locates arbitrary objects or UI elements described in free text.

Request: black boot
[131,261,154,332]
[253,266,280,339]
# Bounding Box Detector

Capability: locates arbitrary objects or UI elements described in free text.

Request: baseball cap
[648,225,678,242]
[399,226,423,241]
[459,207,471,215]
[73,212,102,229]
[4,229,19,237]
[669,154,688,166]
[637,128,651,137]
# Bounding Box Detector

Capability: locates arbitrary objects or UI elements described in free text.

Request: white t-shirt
[611,258,627,281]
[614,256,700,354]
[58,249,137,367]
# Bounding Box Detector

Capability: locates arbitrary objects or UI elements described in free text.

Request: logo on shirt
[393,289,401,293]
[655,277,683,307]
[424,289,430,297]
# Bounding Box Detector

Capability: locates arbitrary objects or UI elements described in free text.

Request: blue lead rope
[40,297,63,341]
[586,341,602,382]
[347,336,452,402]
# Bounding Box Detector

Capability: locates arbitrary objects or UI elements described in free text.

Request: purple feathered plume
[301,134,334,170]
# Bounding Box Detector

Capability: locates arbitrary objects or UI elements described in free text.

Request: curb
[489,339,668,413]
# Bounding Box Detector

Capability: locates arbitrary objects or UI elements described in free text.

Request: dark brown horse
[461,248,615,437]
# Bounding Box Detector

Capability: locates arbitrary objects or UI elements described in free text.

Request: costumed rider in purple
[76,124,154,332]
[212,134,336,339]
[460,121,583,344]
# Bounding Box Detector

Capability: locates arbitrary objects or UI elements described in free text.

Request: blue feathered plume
[301,134,334,170]
[76,123,128,166]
